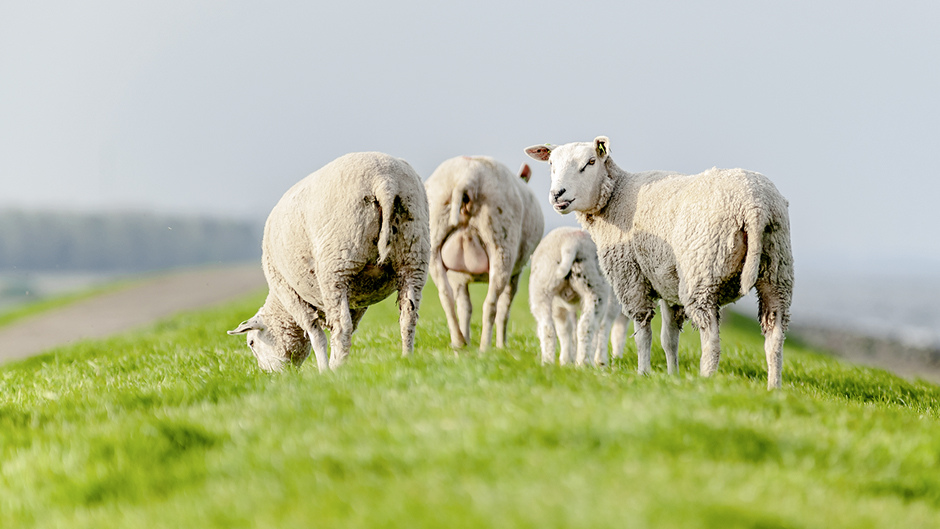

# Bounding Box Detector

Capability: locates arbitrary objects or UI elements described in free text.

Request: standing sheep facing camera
[529,227,631,367]
[525,137,793,389]
[425,156,544,350]
[228,152,430,372]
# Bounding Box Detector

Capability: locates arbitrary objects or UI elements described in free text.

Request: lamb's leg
[480,250,510,351]
[397,276,423,357]
[494,273,521,348]
[431,250,466,348]
[554,304,576,366]
[575,291,603,367]
[452,274,472,345]
[610,314,630,360]
[659,300,684,375]
[532,294,557,365]
[592,311,613,367]
[593,296,619,367]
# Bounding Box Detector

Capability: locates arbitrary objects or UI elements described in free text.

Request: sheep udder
[441,229,488,275]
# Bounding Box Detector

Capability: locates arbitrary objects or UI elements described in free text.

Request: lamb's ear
[524,144,555,162]
[594,136,610,159]
[227,313,264,335]
[518,163,532,183]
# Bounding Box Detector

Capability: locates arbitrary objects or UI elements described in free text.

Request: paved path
[0,264,266,364]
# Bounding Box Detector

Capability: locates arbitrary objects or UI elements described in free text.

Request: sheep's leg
[632,309,655,375]
[659,300,684,375]
[431,250,466,348]
[319,277,353,370]
[757,279,790,390]
[494,273,521,348]
[309,323,329,373]
[697,308,721,377]
[397,276,423,357]
[480,251,510,351]
[553,304,576,366]
[610,314,630,360]
[452,274,472,346]
[763,313,785,389]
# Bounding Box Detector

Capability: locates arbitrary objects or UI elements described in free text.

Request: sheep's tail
[739,209,764,296]
[449,186,463,228]
[448,172,479,228]
[374,180,398,265]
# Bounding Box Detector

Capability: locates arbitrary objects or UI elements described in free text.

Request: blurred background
[1,1,938,348]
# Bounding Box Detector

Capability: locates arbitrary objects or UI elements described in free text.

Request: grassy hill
[2,275,940,528]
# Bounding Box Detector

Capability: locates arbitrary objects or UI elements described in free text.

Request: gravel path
[0,264,265,364]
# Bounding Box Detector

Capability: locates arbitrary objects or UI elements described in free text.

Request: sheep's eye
[248,339,255,348]
[588,158,596,166]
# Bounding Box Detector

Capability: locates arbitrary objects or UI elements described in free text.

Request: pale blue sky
[2,1,938,274]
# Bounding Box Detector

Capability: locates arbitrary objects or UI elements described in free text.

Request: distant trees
[0,209,262,272]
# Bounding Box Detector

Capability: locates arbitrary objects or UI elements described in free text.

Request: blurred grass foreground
[3,274,940,528]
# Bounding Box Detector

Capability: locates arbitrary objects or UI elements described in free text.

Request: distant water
[732,272,940,350]
[0,271,121,311]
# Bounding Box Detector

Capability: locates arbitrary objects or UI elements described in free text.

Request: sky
[1,1,938,275]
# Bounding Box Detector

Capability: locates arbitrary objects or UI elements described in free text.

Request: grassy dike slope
[2,275,940,528]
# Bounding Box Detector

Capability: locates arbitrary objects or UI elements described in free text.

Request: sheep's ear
[524,144,554,162]
[227,314,264,335]
[518,163,532,183]
[594,136,610,159]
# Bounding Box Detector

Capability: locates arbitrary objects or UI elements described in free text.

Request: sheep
[227,152,430,372]
[525,137,793,389]
[528,226,632,366]
[425,156,545,350]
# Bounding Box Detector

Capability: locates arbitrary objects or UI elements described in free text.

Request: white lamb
[425,156,544,350]
[228,152,430,372]
[528,227,631,366]
[525,137,793,389]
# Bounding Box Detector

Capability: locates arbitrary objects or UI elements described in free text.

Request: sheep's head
[525,136,611,215]
[227,311,291,372]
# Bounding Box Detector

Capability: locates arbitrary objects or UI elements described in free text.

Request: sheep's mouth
[553,199,573,212]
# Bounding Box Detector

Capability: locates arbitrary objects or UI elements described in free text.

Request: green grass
[3,274,940,528]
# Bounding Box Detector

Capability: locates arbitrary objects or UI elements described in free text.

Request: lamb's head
[227,310,296,372]
[525,136,612,215]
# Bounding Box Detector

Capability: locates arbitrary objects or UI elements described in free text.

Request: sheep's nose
[551,188,566,201]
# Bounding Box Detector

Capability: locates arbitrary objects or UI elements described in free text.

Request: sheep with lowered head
[529,226,631,366]
[425,156,544,350]
[228,152,430,372]
[525,137,793,389]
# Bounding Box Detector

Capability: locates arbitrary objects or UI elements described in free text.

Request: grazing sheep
[525,137,793,389]
[425,156,544,350]
[528,227,631,366]
[228,152,430,372]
